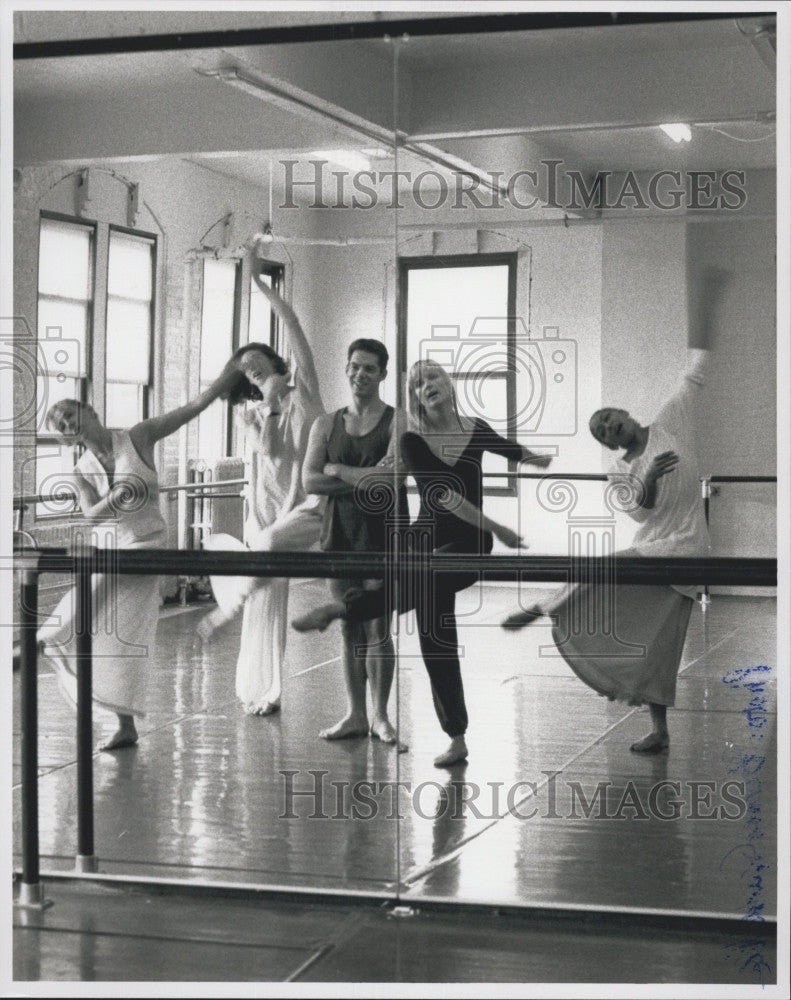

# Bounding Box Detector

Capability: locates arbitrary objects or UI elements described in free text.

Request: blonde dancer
[37,367,235,750]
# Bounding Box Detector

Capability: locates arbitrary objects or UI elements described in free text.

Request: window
[34,213,157,518]
[197,258,239,461]
[35,216,93,517]
[398,253,518,493]
[105,229,155,428]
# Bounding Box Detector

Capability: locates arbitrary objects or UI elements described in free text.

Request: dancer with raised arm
[295,359,551,767]
[301,339,408,745]
[37,367,236,750]
[502,263,728,754]
[199,265,325,716]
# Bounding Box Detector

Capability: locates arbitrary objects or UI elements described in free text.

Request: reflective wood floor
[11,584,780,986]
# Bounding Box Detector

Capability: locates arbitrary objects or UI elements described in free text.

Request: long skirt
[38,555,163,719]
[204,500,323,710]
[547,583,694,707]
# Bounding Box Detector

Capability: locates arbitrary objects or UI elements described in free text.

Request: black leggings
[342,533,492,737]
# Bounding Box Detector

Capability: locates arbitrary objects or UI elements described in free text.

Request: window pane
[200,259,236,382]
[38,218,92,298]
[35,443,80,518]
[197,399,226,462]
[37,299,88,375]
[407,265,510,369]
[107,231,153,300]
[106,382,142,429]
[248,270,273,347]
[106,298,152,381]
[455,372,510,432]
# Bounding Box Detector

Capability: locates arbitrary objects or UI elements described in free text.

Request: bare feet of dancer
[245,698,281,717]
[501,605,543,629]
[319,713,370,740]
[291,602,344,633]
[630,731,670,754]
[98,713,138,752]
[370,718,398,744]
[434,735,468,768]
[630,703,669,754]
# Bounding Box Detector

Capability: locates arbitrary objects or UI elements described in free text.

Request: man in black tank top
[303,339,408,745]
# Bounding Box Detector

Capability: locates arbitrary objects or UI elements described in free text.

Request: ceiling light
[659,123,692,143]
[309,149,372,171]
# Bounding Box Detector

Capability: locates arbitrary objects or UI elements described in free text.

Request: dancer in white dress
[503,265,727,753]
[39,369,235,750]
[199,273,325,715]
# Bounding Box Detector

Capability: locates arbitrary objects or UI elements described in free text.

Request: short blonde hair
[45,398,96,433]
[407,359,455,429]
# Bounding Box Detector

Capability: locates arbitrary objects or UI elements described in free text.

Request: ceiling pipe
[407,113,776,143]
[198,65,509,198]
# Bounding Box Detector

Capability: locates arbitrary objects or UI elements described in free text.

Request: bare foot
[197,608,227,643]
[292,603,344,633]
[320,714,369,740]
[246,699,281,717]
[502,606,543,629]
[370,719,398,744]
[98,718,138,752]
[630,731,669,754]
[434,736,468,768]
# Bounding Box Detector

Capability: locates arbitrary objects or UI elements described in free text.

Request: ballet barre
[14,544,776,908]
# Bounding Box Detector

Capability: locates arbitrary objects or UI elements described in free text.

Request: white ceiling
[13,12,777,195]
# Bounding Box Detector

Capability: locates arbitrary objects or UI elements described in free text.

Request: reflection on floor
[12,585,778,984]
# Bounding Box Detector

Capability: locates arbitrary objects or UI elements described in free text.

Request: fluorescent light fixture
[659,123,692,143]
[309,149,372,171]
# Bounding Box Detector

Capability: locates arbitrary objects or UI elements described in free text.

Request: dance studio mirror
[13,11,777,924]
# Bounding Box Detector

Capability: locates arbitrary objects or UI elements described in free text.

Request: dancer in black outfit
[294,359,551,766]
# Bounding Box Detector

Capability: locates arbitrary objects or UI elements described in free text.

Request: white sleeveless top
[76,430,167,547]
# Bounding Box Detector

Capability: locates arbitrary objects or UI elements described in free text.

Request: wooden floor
[10,584,781,988]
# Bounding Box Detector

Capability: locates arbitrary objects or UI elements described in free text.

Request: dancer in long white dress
[38,368,235,750]
[199,272,325,715]
[502,264,728,753]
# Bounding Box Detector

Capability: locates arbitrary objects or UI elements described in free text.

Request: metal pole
[75,548,97,872]
[700,477,711,608]
[16,566,50,909]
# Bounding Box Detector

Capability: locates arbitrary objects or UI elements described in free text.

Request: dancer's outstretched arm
[250,268,324,411]
[433,490,526,549]
[130,365,238,460]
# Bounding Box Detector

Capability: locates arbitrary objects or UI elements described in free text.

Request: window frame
[104,222,157,428]
[397,252,519,497]
[34,212,96,520]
